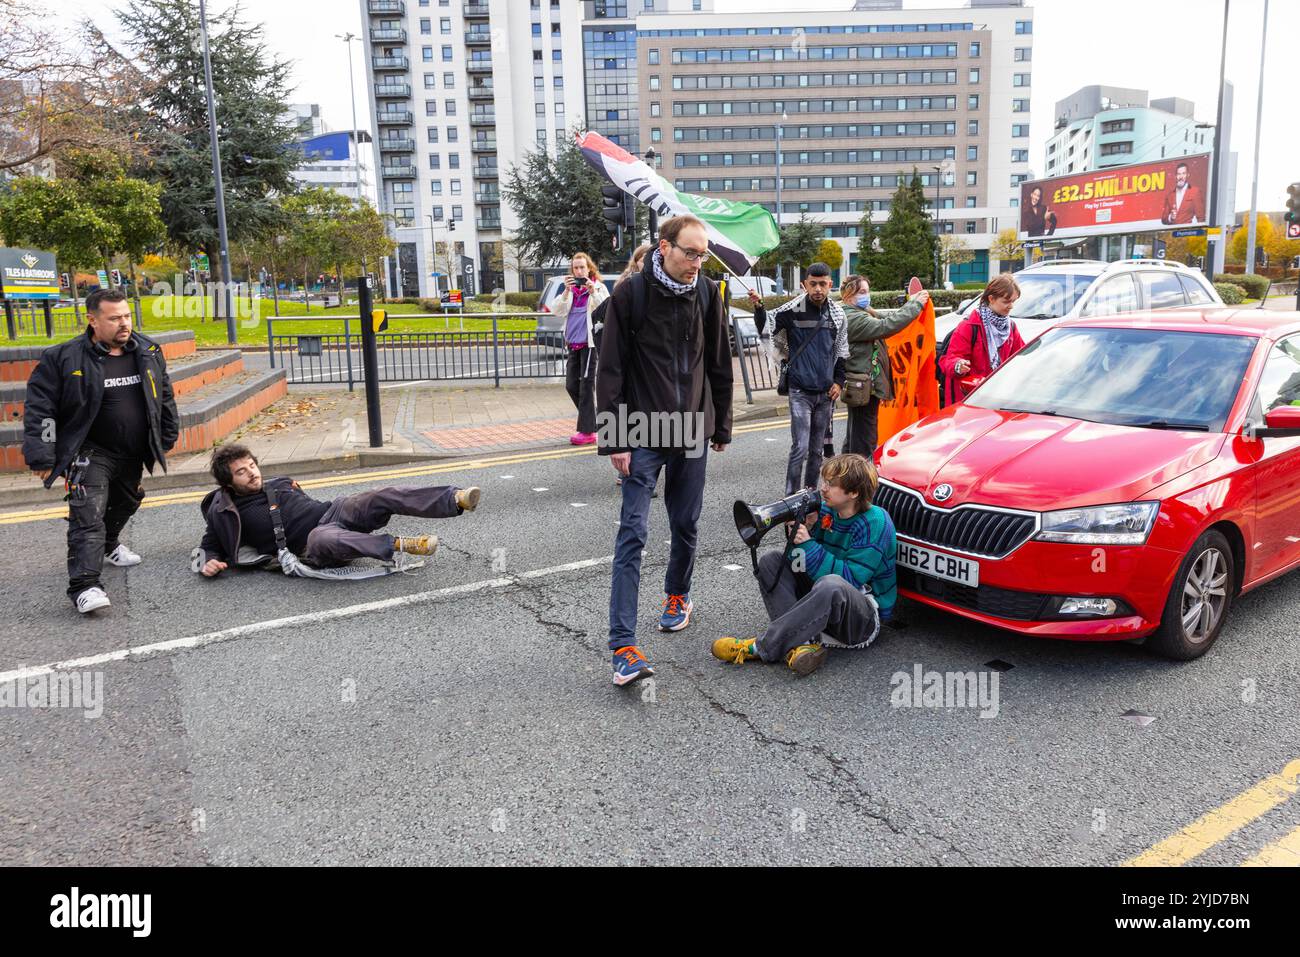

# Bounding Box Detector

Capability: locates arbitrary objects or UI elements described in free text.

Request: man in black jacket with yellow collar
[22,289,179,613]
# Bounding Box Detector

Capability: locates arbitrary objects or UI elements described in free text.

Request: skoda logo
[933,483,953,502]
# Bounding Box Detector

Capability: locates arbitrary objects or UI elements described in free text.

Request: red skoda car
[876,308,1300,660]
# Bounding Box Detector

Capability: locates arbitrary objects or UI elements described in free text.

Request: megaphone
[733,487,822,552]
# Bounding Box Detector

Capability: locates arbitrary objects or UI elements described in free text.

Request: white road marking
[532,487,549,492]
[570,502,587,508]
[499,475,514,479]
[723,564,743,571]
[0,555,617,683]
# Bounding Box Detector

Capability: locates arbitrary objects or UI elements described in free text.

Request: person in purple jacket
[550,252,610,446]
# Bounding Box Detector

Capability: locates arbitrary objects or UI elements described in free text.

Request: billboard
[299,131,352,162]
[0,247,59,300]
[1018,153,1211,240]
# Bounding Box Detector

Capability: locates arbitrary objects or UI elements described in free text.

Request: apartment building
[636,0,1035,282]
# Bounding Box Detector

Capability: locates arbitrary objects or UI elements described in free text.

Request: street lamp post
[337,32,363,206]
[1205,0,1230,281]
[198,0,235,344]
[774,113,786,289]
[932,165,943,286]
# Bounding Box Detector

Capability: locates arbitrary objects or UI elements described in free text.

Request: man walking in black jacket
[596,214,733,686]
[22,289,179,613]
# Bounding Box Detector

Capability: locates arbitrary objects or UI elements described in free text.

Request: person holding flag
[839,276,931,458]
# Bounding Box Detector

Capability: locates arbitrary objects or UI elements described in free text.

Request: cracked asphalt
[2,416,1299,866]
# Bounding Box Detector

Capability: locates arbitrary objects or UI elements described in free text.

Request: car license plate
[897,539,980,588]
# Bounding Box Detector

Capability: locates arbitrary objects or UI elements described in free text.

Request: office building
[1045,85,1214,177]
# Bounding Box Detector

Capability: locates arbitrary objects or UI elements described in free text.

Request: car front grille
[876,481,1036,559]
[897,568,1050,621]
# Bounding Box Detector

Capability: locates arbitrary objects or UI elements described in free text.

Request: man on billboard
[1160,162,1205,225]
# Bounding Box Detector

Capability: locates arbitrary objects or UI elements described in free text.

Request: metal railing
[267,313,570,390]
[732,318,778,404]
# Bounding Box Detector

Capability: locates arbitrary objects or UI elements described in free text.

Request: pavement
[2,414,1299,866]
[0,374,789,508]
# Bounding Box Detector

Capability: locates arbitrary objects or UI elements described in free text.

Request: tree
[1265,230,1300,277]
[111,0,300,267]
[812,238,843,272]
[1228,214,1275,265]
[862,169,937,291]
[502,130,612,270]
[757,214,822,287]
[938,235,974,283]
[990,228,1023,268]
[0,0,142,173]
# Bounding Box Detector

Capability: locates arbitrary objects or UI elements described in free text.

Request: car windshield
[965,326,1258,433]
[1008,273,1097,320]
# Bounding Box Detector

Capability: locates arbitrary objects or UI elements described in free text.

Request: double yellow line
[0,412,819,526]
[1124,759,1300,866]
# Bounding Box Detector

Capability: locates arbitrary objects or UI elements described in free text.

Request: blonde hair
[840,274,867,300]
[617,244,651,287]
[570,252,602,284]
[820,454,878,514]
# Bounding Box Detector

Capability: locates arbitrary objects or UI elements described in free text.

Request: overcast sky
[60,0,1294,209]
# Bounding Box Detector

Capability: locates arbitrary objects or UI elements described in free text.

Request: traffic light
[601,184,626,234]
[1288,182,1300,226]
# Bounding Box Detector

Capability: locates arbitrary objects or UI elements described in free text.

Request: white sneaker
[105,544,142,567]
[75,587,111,614]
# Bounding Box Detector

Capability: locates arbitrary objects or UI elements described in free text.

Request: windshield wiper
[1126,420,1210,432]
[1013,313,1057,320]
[998,407,1060,416]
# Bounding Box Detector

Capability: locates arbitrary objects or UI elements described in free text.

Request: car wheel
[1147,529,1234,661]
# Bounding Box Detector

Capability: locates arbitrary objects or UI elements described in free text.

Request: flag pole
[707,249,747,283]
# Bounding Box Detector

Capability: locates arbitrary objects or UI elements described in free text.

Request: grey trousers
[786,387,835,494]
[753,549,881,662]
[302,485,461,566]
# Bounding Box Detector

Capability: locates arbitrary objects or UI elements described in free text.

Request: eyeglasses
[670,242,709,263]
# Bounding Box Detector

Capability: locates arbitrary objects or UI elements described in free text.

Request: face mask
[854,293,871,309]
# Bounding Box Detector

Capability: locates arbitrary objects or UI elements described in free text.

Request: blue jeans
[786,388,834,494]
[608,445,709,651]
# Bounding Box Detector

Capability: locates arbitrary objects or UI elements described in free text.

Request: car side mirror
[1251,405,1300,439]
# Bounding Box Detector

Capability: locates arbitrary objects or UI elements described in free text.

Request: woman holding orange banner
[939,273,1024,407]
[839,275,930,458]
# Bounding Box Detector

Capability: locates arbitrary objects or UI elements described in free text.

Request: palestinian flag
[576,130,780,275]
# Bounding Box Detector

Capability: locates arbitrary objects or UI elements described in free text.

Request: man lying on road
[194,443,479,578]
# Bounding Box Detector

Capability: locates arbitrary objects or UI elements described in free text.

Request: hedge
[1213,272,1269,299]
[1213,282,1245,305]
[502,291,541,309]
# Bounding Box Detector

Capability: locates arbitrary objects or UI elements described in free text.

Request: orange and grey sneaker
[455,487,481,512]
[393,534,438,556]
[612,645,654,686]
[712,636,760,665]
[784,643,827,676]
[658,592,693,631]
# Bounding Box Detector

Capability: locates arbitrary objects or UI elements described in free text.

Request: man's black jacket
[595,254,733,455]
[22,329,179,486]
[197,477,310,564]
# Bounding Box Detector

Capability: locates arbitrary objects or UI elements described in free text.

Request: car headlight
[1034,502,1159,545]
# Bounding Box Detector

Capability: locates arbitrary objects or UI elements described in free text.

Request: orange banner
[876,298,939,446]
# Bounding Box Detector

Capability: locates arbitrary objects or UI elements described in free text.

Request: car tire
[1147,529,1234,661]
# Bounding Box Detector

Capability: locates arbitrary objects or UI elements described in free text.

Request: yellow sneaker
[456,487,481,512]
[784,643,827,676]
[712,636,760,665]
[393,534,438,556]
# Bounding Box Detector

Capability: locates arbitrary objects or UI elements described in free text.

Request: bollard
[42,300,54,338]
[356,275,384,448]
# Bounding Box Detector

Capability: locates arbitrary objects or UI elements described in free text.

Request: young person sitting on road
[712,454,897,677]
[194,444,480,577]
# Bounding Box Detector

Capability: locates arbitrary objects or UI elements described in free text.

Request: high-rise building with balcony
[638,1,1034,283]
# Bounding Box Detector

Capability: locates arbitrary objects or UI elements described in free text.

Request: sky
[55,0,1295,210]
